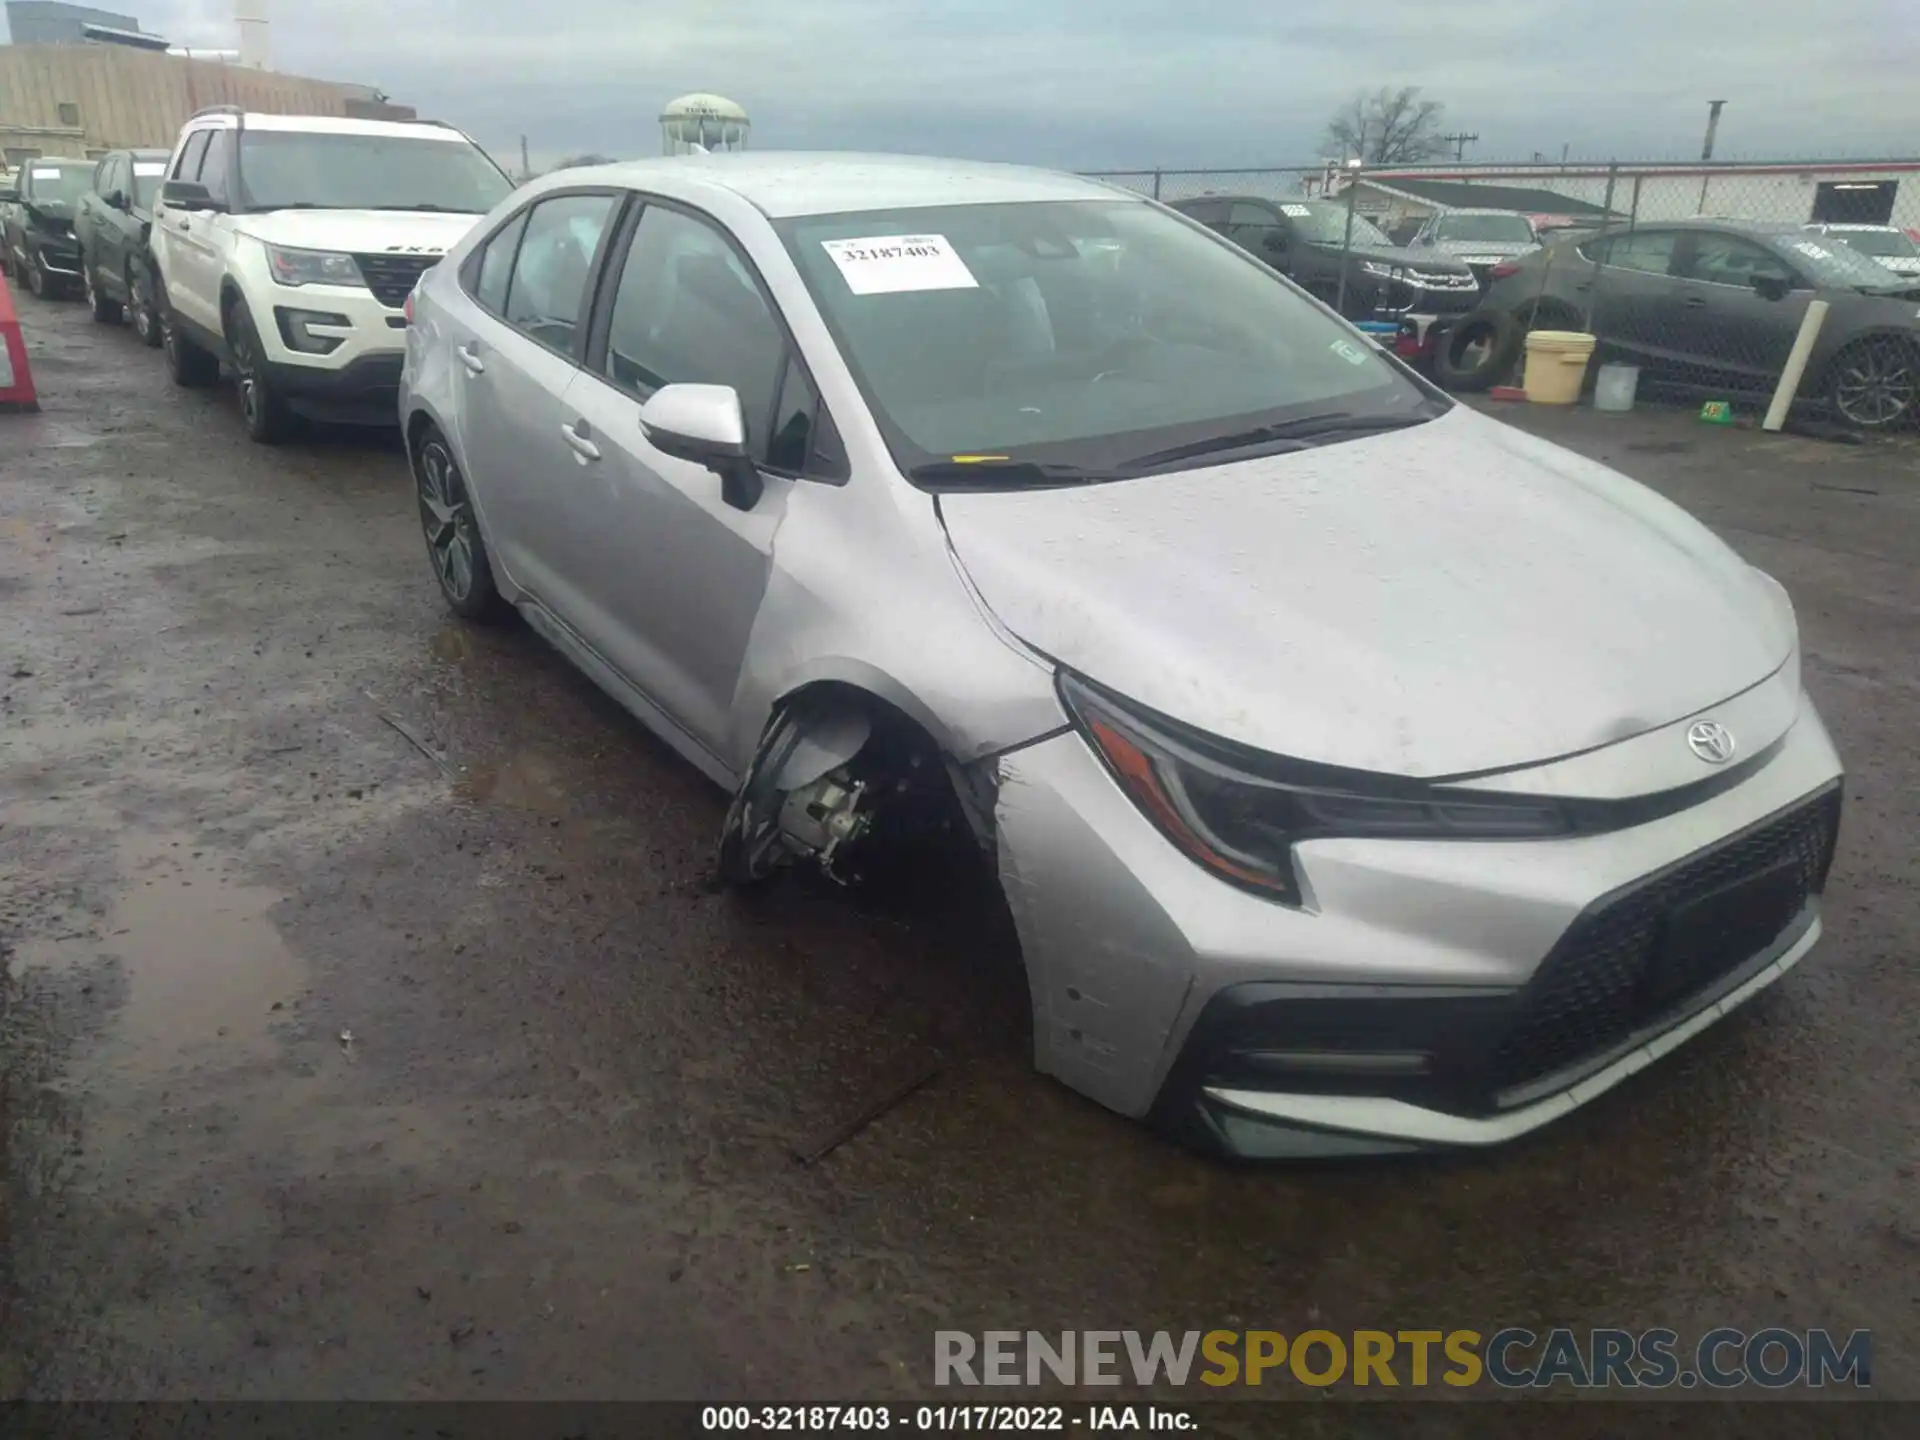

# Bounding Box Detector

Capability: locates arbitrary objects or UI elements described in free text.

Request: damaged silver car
[398,154,1844,1158]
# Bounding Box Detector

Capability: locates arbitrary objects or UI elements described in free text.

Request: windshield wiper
[909,459,1110,491]
[1120,410,1435,471]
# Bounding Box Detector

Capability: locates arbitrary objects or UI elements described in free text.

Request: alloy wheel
[131,275,155,341]
[234,325,262,426]
[84,264,96,308]
[417,441,477,603]
[1833,339,1917,429]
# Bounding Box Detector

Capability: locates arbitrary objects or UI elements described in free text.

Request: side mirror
[0,187,17,204]
[161,179,218,211]
[105,189,129,211]
[1261,230,1289,255]
[1752,274,1791,302]
[639,383,763,512]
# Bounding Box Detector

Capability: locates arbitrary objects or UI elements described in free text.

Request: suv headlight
[1359,260,1405,281]
[1060,673,1570,907]
[265,243,366,289]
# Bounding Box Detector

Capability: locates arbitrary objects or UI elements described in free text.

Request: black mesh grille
[352,253,439,309]
[1492,785,1842,1093]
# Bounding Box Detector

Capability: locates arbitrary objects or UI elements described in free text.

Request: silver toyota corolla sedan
[398,153,1844,1159]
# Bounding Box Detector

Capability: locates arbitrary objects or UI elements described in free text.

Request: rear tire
[414,426,510,623]
[225,298,297,445]
[25,255,47,298]
[159,280,220,389]
[128,263,162,348]
[85,256,123,324]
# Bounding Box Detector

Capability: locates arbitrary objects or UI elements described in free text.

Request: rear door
[447,190,621,615]
[1670,230,1814,392]
[1581,228,1685,371]
[91,155,129,290]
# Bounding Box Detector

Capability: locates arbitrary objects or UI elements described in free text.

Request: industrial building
[2,0,414,166]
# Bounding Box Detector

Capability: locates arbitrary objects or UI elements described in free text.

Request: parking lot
[2,291,1917,1402]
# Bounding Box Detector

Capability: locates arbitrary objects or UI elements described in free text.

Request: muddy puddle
[12,833,306,1080]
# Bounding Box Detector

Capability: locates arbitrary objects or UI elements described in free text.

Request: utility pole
[1697,100,1726,212]
[1440,132,1479,162]
[519,135,531,182]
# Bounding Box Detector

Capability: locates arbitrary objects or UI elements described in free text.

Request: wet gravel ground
[2,296,1917,1404]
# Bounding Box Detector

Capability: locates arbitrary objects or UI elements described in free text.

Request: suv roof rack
[190,104,246,120]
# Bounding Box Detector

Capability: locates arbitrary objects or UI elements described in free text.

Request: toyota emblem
[1687,720,1736,764]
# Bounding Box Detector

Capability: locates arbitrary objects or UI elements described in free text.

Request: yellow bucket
[1522,330,1597,405]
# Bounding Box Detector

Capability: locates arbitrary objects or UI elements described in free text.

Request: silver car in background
[399,154,1843,1158]
[1409,207,1543,285]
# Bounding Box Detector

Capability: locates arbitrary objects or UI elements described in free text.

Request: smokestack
[235,0,272,70]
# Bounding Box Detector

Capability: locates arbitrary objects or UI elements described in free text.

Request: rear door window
[1597,230,1680,275]
[172,130,211,182]
[501,192,618,355]
[196,130,231,207]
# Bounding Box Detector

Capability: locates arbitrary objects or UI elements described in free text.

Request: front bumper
[992,689,1844,1157]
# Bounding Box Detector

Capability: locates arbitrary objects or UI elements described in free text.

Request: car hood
[233,208,485,257]
[937,406,1792,778]
[1311,240,1474,275]
[23,200,75,229]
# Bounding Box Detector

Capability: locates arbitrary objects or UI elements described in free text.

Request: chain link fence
[1081,157,1920,431]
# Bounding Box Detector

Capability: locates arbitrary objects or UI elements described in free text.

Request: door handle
[1683,295,1708,308]
[177,219,191,233]
[560,420,601,462]
[456,344,485,375]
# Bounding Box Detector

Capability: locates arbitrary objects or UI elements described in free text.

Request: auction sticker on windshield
[31,168,61,180]
[821,234,978,295]
[134,162,167,177]
[1281,204,1312,217]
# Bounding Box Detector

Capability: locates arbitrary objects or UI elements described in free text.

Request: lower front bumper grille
[1491,782,1842,1092]
[1150,781,1843,1150]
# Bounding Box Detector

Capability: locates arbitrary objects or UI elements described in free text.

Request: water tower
[660,94,750,155]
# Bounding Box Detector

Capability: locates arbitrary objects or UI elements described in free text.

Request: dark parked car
[0,156,91,298]
[1169,195,1480,320]
[74,148,170,343]
[1468,220,1920,429]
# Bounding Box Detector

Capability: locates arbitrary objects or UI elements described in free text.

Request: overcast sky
[12,0,1919,171]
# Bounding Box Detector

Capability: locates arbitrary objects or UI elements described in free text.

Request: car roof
[190,112,474,143]
[1434,207,1533,217]
[554,152,1132,219]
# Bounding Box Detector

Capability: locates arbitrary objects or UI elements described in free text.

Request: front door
[1669,230,1813,392]
[560,200,800,757]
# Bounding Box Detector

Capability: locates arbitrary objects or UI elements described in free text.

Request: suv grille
[1491,784,1842,1093]
[353,253,440,310]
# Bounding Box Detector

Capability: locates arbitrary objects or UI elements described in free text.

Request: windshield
[1777,232,1907,288]
[131,158,167,209]
[1824,228,1917,260]
[237,131,511,214]
[1287,201,1394,248]
[777,199,1434,477]
[25,163,91,206]
[1435,213,1536,243]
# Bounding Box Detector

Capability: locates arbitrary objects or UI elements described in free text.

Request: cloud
[113,0,1920,169]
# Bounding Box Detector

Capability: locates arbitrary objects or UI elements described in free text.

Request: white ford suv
[150,107,513,443]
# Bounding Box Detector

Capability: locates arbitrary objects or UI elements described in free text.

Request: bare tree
[1322,87,1450,165]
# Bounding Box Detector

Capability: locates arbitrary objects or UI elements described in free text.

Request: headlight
[1060,673,1570,907]
[265,243,365,289]
[1359,260,1404,281]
